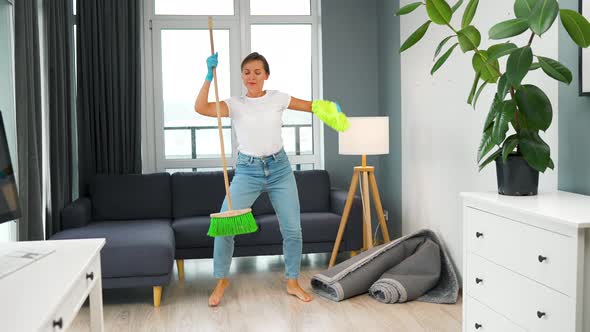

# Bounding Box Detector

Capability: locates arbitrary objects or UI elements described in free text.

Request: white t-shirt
[224,90,291,157]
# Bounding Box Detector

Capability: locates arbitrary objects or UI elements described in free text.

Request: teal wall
[321,0,401,237]
[321,0,381,189]
[377,0,402,238]
[558,0,590,195]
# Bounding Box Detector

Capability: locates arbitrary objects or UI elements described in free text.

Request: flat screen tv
[0,111,20,224]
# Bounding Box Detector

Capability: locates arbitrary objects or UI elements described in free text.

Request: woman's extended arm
[291,98,349,132]
[288,97,312,112]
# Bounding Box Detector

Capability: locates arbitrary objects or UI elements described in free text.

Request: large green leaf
[400,21,432,53]
[530,62,541,70]
[496,74,510,99]
[506,46,533,87]
[432,43,459,74]
[483,95,502,132]
[489,18,530,39]
[538,56,572,84]
[426,0,453,25]
[472,51,500,83]
[458,25,481,52]
[515,84,553,131]
[487,42,519,62]
[518,129,551,172]
[451,0,464,13]
[478,149,502,171]
[434,35,456,60]
[492,100,517,144]
[473,81,488,109]
[560,9,590,48]
[462,0,479,29]
[468,71,481,105]
[396,2,423,15]
[502,134,519,161]
[514,0,538,18]
[477,127,495,162]
[528,0,559,36]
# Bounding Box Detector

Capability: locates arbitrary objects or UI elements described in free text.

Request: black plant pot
[495,153,539,196]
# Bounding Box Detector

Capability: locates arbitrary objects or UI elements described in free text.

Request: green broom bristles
[207,211,258,237]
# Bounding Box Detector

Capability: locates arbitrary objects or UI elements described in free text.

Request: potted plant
[397,0,590,195]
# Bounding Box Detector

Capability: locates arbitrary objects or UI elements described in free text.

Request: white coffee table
[0,238,106,331]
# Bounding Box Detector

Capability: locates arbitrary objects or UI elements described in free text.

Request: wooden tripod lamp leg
[329,171,360,268]
[362,171,373,249]
[369,172,390,242]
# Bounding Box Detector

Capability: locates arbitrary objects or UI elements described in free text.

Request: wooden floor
[71,252,462,332]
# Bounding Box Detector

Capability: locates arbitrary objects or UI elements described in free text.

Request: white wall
[400,0,559,277]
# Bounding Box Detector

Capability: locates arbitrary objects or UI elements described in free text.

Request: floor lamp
[329,116,391,267]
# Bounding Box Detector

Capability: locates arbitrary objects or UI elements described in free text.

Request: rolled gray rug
[368,238,441,303]
[311,229,458,304]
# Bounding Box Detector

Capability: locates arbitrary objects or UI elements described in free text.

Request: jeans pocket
[274,151,289,163]
[236,155,251,166]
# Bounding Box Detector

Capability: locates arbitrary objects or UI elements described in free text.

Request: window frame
[142,0,324,173]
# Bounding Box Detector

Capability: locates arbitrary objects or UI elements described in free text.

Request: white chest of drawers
[461,191,590,332]
[0,238,105,332]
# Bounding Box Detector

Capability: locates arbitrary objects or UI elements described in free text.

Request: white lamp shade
[339,116,389,155]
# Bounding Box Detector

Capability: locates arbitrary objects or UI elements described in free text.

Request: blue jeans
[213,148,302,279]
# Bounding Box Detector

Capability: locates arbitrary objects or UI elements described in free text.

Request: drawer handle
[475,232,483,238]
[475,277,483,284]
[538,255,547,263]
[86,272,94,280]
[474,322,482,329]
[537,311,546,318]
[53,317,63,329]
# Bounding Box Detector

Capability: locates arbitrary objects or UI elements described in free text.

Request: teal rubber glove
[205,52,218,82]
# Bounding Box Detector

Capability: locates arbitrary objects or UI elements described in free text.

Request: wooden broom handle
[208,17,233,210]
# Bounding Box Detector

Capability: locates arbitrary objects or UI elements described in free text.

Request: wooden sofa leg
[350,250,358,257]
[176,259,184,281]
[153,286,162,307]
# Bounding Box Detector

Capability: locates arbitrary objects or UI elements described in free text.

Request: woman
[195,52,336,307]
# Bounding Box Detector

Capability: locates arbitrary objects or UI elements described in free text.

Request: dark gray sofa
[51,170,363,306]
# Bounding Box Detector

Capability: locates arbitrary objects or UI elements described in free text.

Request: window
[250,0,311,15]
[155,0,235,16]
[160,29,232,160]
[144,0,322,173]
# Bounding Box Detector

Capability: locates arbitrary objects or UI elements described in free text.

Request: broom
[207,16,258,237]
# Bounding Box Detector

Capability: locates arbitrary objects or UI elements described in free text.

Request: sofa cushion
[172,212,343,249]
[173,214,283,247]
[90,173,172,220]
[50,219,174,278]
[234,215,283,246]
[172,216,213,249]
[171,170,235,218]
[299,212,342,242]
[251,192,274,216]
[236,212,343,245]
[294,170,331,212]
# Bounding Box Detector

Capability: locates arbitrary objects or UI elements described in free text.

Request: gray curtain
[14,0,44,240]
[45,0,74,237]
[76,0,142,196]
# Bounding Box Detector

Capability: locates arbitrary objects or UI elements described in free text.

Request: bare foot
[286,279,313,302]
[208,278,230,307]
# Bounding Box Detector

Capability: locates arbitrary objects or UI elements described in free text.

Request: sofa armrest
[61,197,92,230]
[330,188,364,250]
